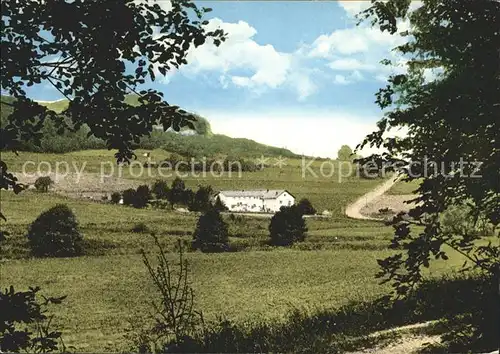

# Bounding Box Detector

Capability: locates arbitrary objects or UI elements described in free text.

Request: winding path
[345,175,403,221]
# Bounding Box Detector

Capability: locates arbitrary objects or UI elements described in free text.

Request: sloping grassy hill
[36,94,214,137]
[141,130,299,158]
[1,95,300,158]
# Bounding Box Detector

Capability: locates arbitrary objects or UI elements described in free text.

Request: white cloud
[339,1,423,18]
[309,26,405,60]
[231,76,252,87]
[305,0,424,86]
[182,18,325,101]
[288,71,317,101]
[334,74,350,85]
[185,18,291,91]
[131,0,172,12]
[308,12,410,85]
[309,29,371,57]
[422,67,444,83]
[328,58,375,71]
[219,75,229,89]
[375,74,389,83]
[338,1,371,18]
[152,8,416,98]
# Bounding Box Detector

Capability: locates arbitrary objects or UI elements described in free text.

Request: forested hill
[35,94,214,137]
[0,95,300,158]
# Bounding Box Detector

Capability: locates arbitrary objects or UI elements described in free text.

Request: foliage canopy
[359,0,499,350]
[0,0,226,218]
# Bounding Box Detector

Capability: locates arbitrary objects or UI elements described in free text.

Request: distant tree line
[155,153,262,173]
[110,177,228,213]
[0,97,298,159]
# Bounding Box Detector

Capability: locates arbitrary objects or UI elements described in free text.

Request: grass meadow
[0,150,467,351]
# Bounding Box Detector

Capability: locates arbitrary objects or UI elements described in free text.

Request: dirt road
[345,175,402,220]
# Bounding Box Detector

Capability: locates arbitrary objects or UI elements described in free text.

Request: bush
[134,185,151,208]
[441,204,494,237]
[192,208,229,252]
[34,176,53,192]
[122,188,136,206]
[188,185,213,212]
[27,204,83,257]
[131,222,150,233]
[183,189,195,209]
[297,198,316,215]
[168,177,187,208]
[269,205,307,246]
[128,238,202,352]
[152,179,170,200]
[121,186,151,208]
[110,191,121,204]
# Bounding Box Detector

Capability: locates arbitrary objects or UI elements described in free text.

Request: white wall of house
[218,195,265,212]
[217,191,295,213]
[263,191,294,212]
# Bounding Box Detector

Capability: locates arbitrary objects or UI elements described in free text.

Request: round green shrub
[192,208,229,252]
[131,222,150,233]
[110,191,122,204]
[134,185,152,208]
[269,205,307,247]
[34,176,53,192]
[122,188,137,206]
[27,204,83,257]
[152,180,170,200]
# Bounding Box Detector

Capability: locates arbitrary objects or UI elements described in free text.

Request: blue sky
[26,1,414,158]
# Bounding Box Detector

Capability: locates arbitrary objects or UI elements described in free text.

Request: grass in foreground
[2,249,395,351]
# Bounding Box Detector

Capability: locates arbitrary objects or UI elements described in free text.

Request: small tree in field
[183,189,195,209]
[337,145,354,161]
[122,188,137,207]
[34,176,53,192]
[168,177,187,208]
[152,180,170,200]
[132,237,201,352]
[297,198,316,215]
[27,204,82,257]
[269,205,307,247]
[110,191,121,204]
[134,185,152,208]
[192,208,229,253]
[188,185,213,212]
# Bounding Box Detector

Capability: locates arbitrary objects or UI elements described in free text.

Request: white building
[215,190,295,213]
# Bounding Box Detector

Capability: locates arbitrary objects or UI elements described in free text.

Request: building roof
[217,189,293,199]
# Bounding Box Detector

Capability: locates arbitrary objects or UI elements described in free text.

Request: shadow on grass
[82,238,117,256]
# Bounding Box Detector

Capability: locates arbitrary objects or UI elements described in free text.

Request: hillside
[0,95,299,158]
[36,94,213,136]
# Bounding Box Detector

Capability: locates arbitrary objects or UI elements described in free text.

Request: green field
[0,150,463,351]
[2,149,383,215]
